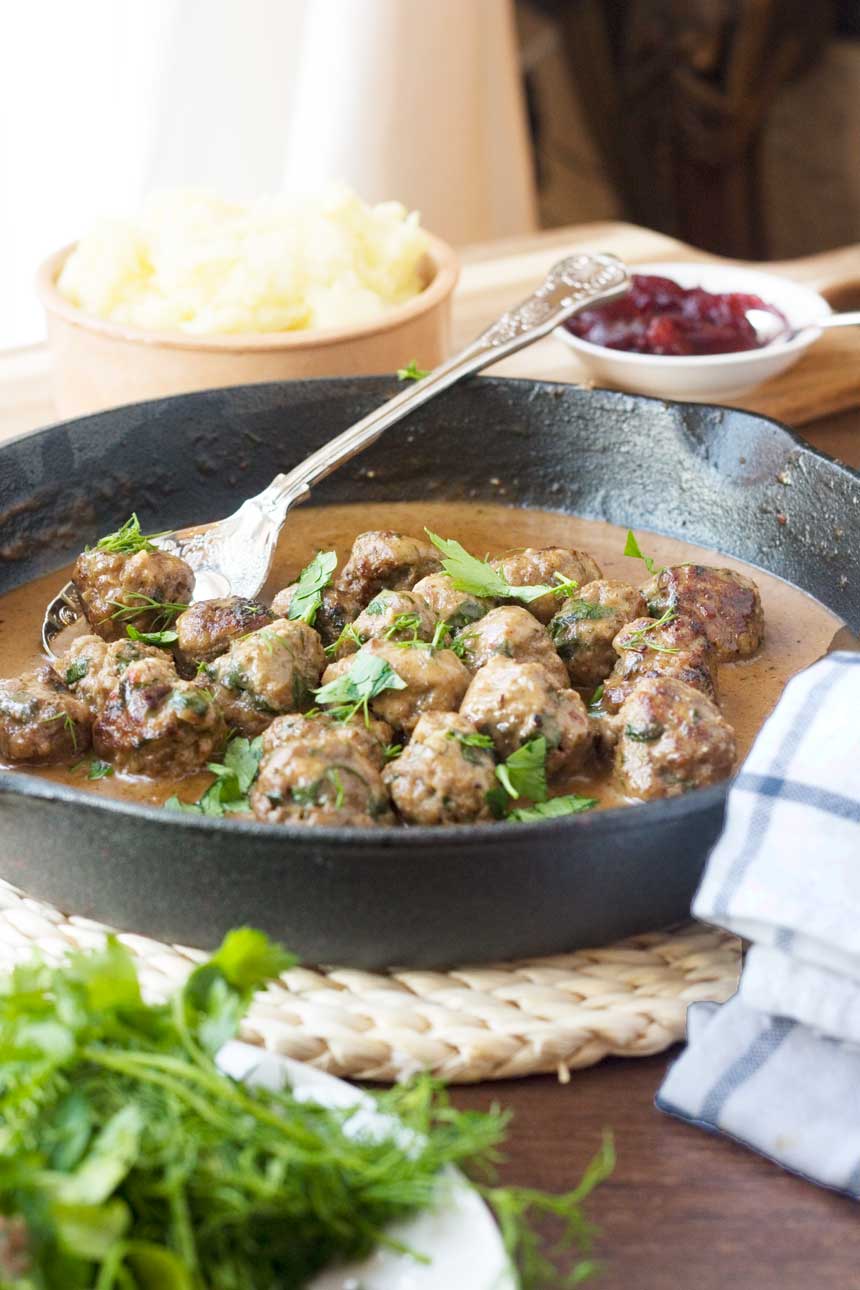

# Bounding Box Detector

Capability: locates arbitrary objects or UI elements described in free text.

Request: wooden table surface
[4,222,860,1286]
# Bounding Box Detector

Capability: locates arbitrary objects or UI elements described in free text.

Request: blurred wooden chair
[544,0,833,257]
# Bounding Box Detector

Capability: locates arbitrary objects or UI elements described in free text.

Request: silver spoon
[42,251,630,655]
[746,307,860,347]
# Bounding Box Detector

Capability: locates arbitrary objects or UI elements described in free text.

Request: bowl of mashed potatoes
[37,187,458,418]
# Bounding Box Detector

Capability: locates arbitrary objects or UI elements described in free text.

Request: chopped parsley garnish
[447,728,495,764]
[623,529,664,577]
[314,652,407,725]
[622,608,679,653]
[125,623,178,647]
[39,710,78,751]
[109,593,189,630]
[382,743,403,763]
[625,722,664,743]
[87,759,114,780]
[91,513,168,555]
[287,550,337,626]
[550,601,614,635]
[425,531,578,606]
[494,736,548,804]
[325,622,365,658]
[588,683,605,714]
[385,612,424,642]
[397,359,430,381]
[64,659,89,685]
[166,735,263,816]
[510,795,598,822]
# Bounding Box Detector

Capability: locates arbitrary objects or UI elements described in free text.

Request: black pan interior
[0,378,857,967]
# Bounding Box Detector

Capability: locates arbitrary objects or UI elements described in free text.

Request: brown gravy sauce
[0,502,842,814]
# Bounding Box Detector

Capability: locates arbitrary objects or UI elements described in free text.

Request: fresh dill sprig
[109,593,190,631]
[90,513,169,556]
[622,608,679,653]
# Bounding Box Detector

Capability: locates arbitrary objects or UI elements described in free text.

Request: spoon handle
[252,252,630,521]
[817,310,860,331]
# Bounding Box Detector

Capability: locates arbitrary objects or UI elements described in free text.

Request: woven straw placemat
[0,879,740,1083]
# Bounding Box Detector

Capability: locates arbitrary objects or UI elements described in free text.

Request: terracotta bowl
[36,233,459,418]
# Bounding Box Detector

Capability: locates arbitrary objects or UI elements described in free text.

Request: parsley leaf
[447,728,495,764]
[588,683,605,714]
[509,795,598,822]
[87,760,114,781]
[623,530,664,577]
[314,652,407,724]
[126,624,178,647]
[287,550,337,626]
[397,359,430,381]
[166,735,263,816]
[64,659,89,685]
[495,737,548,804]
[426,531,578,606]
[91,513,168,555]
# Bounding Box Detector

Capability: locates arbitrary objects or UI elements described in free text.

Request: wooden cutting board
[456,221,860,427]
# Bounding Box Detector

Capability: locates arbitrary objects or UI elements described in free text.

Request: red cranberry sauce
[565,274,787,357]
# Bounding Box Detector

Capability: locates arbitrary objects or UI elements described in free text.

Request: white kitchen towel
[656,650,860,1192]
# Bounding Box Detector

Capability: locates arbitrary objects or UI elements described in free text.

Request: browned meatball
[456,606,568,687]
[55,635,165,714]
[603,615,718,714]
[206,619,325,737]
[0,667,91,764]
[261,710,394,770]
[614,676,736,800]
[175,597,272,675]
[412,573,494,630]
[336,531,441,608]
[642,564,764,662]
[73,547,194,642]
[270,583,359,648]
[383,712,496,826]
[491,547,603,623]
[334,590,437,658]
[93,655,225,775]
[460,657,591,776]
[318,639,471,738]
[250,722,392,828]
[548,580,647,690]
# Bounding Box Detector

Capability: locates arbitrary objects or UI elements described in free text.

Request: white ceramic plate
[218,1041,515,1290]
[554,260,831,402]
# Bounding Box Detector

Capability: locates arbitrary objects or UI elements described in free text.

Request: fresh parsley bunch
[0,932,612,1289]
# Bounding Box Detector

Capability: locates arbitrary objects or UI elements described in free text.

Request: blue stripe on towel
[734,774,860,823]
[699,1017,796,1123]
[712,666,844,918]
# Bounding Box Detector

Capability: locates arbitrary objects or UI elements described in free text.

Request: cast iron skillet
[1,377,858,968]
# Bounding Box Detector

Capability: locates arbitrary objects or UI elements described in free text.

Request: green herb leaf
[87,760,114,781]
[64,660,89,686]
[126,624,179,647]
[426,531,577,606]
[382,743,403,763]
[495,737,548,804]
[315,652,407,724]
[588,683,604,714]
[447,728,495,765]
[623,530,663,577]
[287,550,337,626]
[397,359,430,381]
[109,594,189,630]
[92,513,168,556]
[166,735,263,816]
[622,607,679,653]
[510,795,598,822]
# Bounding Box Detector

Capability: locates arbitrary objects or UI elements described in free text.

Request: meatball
[412,573,494,630]
[55,635,165,713]
[460,657,591,776]
[0,667,91,764]
[384,712,496,826]
[614,676,736,801]
[457,606,568,687]
[642,564,764,662]
[603,614,718,714]
[206,619,325,738]
[335,590,437,658]
[262,710,394,770]
[175,597,273,675]
[549,580,647,690]
[318,639,471,738]
[270,584,359,649]
[73,547,194,642]
[93,656,226,776]
[250,722,392,828]
[336,531,441,608]
[491,547,603,623]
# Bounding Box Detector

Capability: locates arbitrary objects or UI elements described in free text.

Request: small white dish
[554,260,831,402]
[218,1041,514,1290]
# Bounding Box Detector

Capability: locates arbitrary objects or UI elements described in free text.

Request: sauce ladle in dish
[746,307,860,346]
[42,252,630,654]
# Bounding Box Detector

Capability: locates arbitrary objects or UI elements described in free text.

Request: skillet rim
[0,373,856,847]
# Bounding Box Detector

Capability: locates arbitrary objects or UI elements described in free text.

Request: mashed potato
[57,187,431,336]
